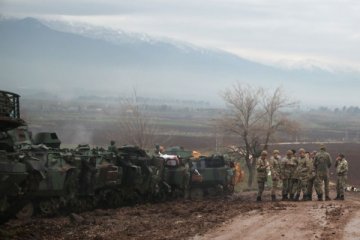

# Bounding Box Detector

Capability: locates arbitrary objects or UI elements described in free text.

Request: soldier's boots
[334,194,340,200]
[302,194,308,201]
[325,196,331,201]
[318,194,323,201]
[340,195,345,201]
[282,194,288,201]
[256,196,262,202]
[271,195,276,202]
[305,194,312,201]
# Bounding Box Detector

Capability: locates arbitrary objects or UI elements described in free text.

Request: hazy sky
[2,0,360,73]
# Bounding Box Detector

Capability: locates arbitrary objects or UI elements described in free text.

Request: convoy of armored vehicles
[0,90,240,223]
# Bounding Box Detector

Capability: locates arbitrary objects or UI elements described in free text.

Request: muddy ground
[1,191,360,240]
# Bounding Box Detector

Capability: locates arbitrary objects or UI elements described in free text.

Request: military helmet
[319,144,326,150]
[298,148,305,153]
[110,140,115,145]
[273,149,280,154]
[261,150,268,156]
[338,153,345,158]
[286,150,293,155]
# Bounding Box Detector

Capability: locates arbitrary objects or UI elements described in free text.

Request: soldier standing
[108,140,118,154]
[306,151,317,200]
[289,150,299,200]
[269,150,281,201]
[335,153,348,200]
[256,151,270,202]
[294,148,311,201]
[281,150,297,200]
[314,144,332,201]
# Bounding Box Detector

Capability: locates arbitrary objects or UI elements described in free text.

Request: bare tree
[118,90,159,149]
[220,83,297,188]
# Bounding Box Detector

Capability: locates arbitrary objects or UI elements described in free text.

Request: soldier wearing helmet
[314,144,332,201]
[280,150,297,200]
[335,153,348,200]
[256,150,270,202]
[269,150,281,201]
[293,148,312,201]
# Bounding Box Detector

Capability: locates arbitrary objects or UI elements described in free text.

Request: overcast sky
[1,0,360,72]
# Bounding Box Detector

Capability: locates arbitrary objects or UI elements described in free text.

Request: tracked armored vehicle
[0,90,30,222]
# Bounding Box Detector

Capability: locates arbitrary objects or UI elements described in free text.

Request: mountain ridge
[0,17,359,106]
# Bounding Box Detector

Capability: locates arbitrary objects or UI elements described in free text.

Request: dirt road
[1,191,360,240]
[201,192,360,240]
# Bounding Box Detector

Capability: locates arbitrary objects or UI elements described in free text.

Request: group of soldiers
[256,144,349,202]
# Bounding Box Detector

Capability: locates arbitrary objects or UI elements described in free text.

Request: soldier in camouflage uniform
[269,150,281,201]
[256,151,270,202]
[306,151,317,200]
[314,144,332,201]
[289,150,299,200]
[280,150,297,200]
[335,153,348,200]
[294,148,311,201]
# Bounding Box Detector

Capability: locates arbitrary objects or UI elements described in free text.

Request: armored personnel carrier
[0,90,30,222]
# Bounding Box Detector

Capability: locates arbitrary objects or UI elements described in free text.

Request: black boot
[318,194,323,201]
[325,196,331,201]
[302,194,308,201]
[282,194,288,201]
[334,194,340,200]
[308,193,312,201]
[271,195,276,202]
[256,196,262,202]
[340,195,345,201]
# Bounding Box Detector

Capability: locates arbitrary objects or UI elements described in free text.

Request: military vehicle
[114,145,167,203]
[190,155,236,199]
[33,132,61,149]
[0,89,240,224]
[18,146,78,216]
[0,90,30,222]
[70,144,122,210]
[161,153,191,199]
[164,146,193,159]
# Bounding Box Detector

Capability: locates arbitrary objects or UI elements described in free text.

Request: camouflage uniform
[314,148,332,200]
[269,151,281,201]
[335,156,348,200]
[289,157,299,200]
[280,152,297,200]
[294,152,311,201]
[256,154,270,201]
[306,157,316,200]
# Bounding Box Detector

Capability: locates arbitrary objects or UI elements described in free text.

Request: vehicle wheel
[16,202,34,220]
[39,198,59,216]
[105,190,124,208]
[190,188,204,200]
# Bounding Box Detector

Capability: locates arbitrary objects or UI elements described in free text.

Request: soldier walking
[335,153,348,200]
[281,150,297,200]
[269,150,281,201]
[256,151,270,202]
[314,144,332,201]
